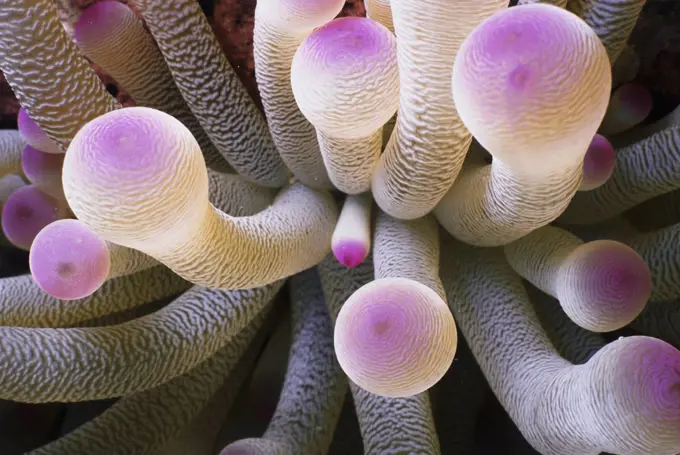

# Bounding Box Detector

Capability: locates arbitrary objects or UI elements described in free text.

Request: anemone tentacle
[62,107,337,289]
[133,0,289,187]
[29,308,275,455]
[441,237,680,455]
[0,278,282,402]
[0,130,24,176]
[504,224,650,332]
[371,0,507,220]
[435,4,611,246]
[319,256,442,454]
[561,125,680,224]
[221,268,346,455]
[252,0,342,188]
[73,0,232,172]
[0,0,119,151]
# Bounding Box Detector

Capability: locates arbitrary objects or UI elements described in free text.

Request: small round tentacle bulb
[29,219,156,301]
[62,107,338,289]
[331,193,372,268]
[599,83,652,136]
[291,16,399,195]
[504,224,651,332]
[1,185,70,250]
[21,145,65,199]
[334,212,457,397]
[579,134,615,191]
[434,4,611,247]
[17,107,60,155]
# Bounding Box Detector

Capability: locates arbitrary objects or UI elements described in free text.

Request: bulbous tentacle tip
[332,240,368,268]
[256,0,345,31]
[580,134,615,191]
[452,3,611,167]
[29,218,111,300]
[594,336,680,452]
[17,108,60,155]
[220,439,286,455]
[558,239,651,332]
[74,0,130,44]
[1,185,70,250]
[334,277,457,398]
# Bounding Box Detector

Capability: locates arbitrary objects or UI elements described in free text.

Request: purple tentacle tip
[1,186,68,250]
[581,134,615,190]
[332,241,368,268]
[30,219,111,300]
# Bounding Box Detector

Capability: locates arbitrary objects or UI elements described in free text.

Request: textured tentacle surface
[134,0,289,187]
[630,300,680,348]
[332,193,372,268]
[318,256,442,454]
[17,107,60,155]
[30,309,274,455]
[435,160,582,246]
[526,284,606,364]
[63,107,337,289]
[292,17,399,195]
[0,0,119,151]
[371,0,507,220]
[335,213,456,397]
[504,225,650,331]
[441,238,680,455]
[252,0,343,188]
[0,278,283,402]
[221,268,346,455]
[628,223,680,301]
[575,0,646,63]
[624,188,680,231]
[0,130,25,176]
[561,125,680,224]
[0,174,26,205]
[73,0,231,172]
[0,266,189,328]
[365,0,393,31]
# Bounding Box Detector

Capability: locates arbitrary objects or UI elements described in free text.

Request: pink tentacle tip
[29,219,111,300]
[581,134,615,190]
[332,241,368,268]
[74,0,126,43]
[1,186,69,250]
[617,83,653,117]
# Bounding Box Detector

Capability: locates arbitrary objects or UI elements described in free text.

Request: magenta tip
[332,240,368,268]
[74,1,128,44]
[29,219,111,300]
[581,134,615,190]
[1,186,69,250]
[21,145,64,183]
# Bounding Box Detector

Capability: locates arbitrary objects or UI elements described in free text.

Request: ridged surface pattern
[0,266,189,328]
[253,14,332,188]
[0,0,119,151]
[133,0,289,187]
[371,0,507,220]
[526,284,606,364]
[441,238,680,455]
[435,160,582,247]
[629,300,680,349]
[62,108,337,289]
[572,0,646,63]
[30,312,272,455]
[318,256,442,454]
[73,1,231,172]
[628,223,680,301]
[451,4,610,175]
[222,268,347,455]
[504,224,650,331]
[292,17,399,195]
[0,278,283,402]
[365,0,393,31]
[561,125,680,224]
[317,131,382,194]
[0,130,24,176]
